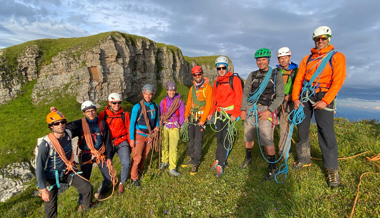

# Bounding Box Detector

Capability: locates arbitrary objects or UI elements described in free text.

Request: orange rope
[81,117,117,201]
[349,153,380,218]
[310,151,370,161]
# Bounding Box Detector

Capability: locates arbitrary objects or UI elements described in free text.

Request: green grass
[0,83,379,217]
[156,43,183,56]
[184,55,232,67]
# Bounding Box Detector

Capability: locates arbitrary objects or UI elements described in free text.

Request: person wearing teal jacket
[276,47,298,158]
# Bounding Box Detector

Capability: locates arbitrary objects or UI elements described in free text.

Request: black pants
[78,153,111,205]
[296,95,338,170]
[187,122,205,166]
[45,173,92,218]
[215,116,232,167]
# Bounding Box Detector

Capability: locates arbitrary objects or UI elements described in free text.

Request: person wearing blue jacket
[129,84,159,187]
[276,47,298,158]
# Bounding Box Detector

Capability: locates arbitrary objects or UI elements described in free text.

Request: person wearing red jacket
[207,56,243,178]
[292,26,346,187]
[98,93,131,194]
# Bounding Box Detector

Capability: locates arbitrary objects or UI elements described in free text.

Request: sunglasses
[111,102,122,105]
[217,66,227,71]
[314,35,328,42]
[51,120,67,126]
[192,73,203,77]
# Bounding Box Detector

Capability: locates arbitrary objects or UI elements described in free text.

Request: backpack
[216,73,245,91]
[33,129,72,170]
[103,111,126,125]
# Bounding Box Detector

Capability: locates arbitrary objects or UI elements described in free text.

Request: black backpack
[216,73,245,91]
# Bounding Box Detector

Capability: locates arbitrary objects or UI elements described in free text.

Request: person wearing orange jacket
[181,66,213,175]
[292,26,346,187]
[207,56,243,178]
[98,93,131,195]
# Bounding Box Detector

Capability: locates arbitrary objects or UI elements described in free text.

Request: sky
[0,0,379,121]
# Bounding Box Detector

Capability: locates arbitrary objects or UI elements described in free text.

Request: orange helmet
[191,66,203,75]
[46,111,66,124]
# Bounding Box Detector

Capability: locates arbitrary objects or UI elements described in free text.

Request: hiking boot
[240,157,253,169]
[133,179,140,188]
[78,202,95,212]
[216,165,223,178]
[190,165,199,175]
[293,161,312,170]
[160,162,169,170]
[326,169,340,188]
[181,157,192,168]
[169,169,181,177]
[210,160,218,170]
[94,193,103,200]
[264,168,278,181]
[118,183,124,195]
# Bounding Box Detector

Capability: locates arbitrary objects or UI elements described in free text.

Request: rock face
[0,32,233,105]
[0,162,34,202]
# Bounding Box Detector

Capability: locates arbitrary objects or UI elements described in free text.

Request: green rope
[191,85,206,107]
[180,121,189,142]
[209,110,239,150]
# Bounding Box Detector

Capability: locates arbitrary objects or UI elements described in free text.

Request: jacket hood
[105,106,124,116]
[193,77,210,86]
[165,92,180,100]
[216,71,233,82]
[311,44,334,55]
[276,62,298,70]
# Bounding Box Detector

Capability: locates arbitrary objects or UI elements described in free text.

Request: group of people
[35,25,346,217]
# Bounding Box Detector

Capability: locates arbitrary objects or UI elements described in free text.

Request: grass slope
[0,83,379,217]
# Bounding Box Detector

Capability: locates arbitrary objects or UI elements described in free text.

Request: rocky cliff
[0,32,234,105]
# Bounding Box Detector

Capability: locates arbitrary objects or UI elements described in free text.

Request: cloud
[0,0,379,103]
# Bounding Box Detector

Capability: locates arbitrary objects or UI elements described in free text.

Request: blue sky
[0,0,379,120]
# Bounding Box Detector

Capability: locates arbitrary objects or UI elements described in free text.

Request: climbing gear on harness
[255,48,271,59]
[142,84,155,94]
[277,47,291,57]
[165,81,177,91]
[108,93,122,102]
[293,161,312,170]
[81,101,96,112]
[313,26,332,42]
[209,109,239,152]
[300,50,336,111]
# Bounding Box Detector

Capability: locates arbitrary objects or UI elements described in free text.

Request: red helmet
[191,66,203,75]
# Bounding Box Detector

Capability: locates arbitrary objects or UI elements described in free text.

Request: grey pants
[296,97,338,170]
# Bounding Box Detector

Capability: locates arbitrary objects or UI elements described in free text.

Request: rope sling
[138,100,161,173]
[180,84,207,142]
[81,117,118,201]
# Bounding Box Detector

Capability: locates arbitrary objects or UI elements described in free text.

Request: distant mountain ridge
[0,31,234,105]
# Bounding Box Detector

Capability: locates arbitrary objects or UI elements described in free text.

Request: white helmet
[142,84,155,94]
[313,26,332,42]
[277,47,291,57]
[108,93,122,102]
[81,100,96,112]
[215,56,229,67]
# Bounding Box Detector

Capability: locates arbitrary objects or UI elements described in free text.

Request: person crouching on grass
[159,81,185,176]
[129,84,160,187]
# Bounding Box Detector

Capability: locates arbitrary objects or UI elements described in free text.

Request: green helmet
[255,48,271,59]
